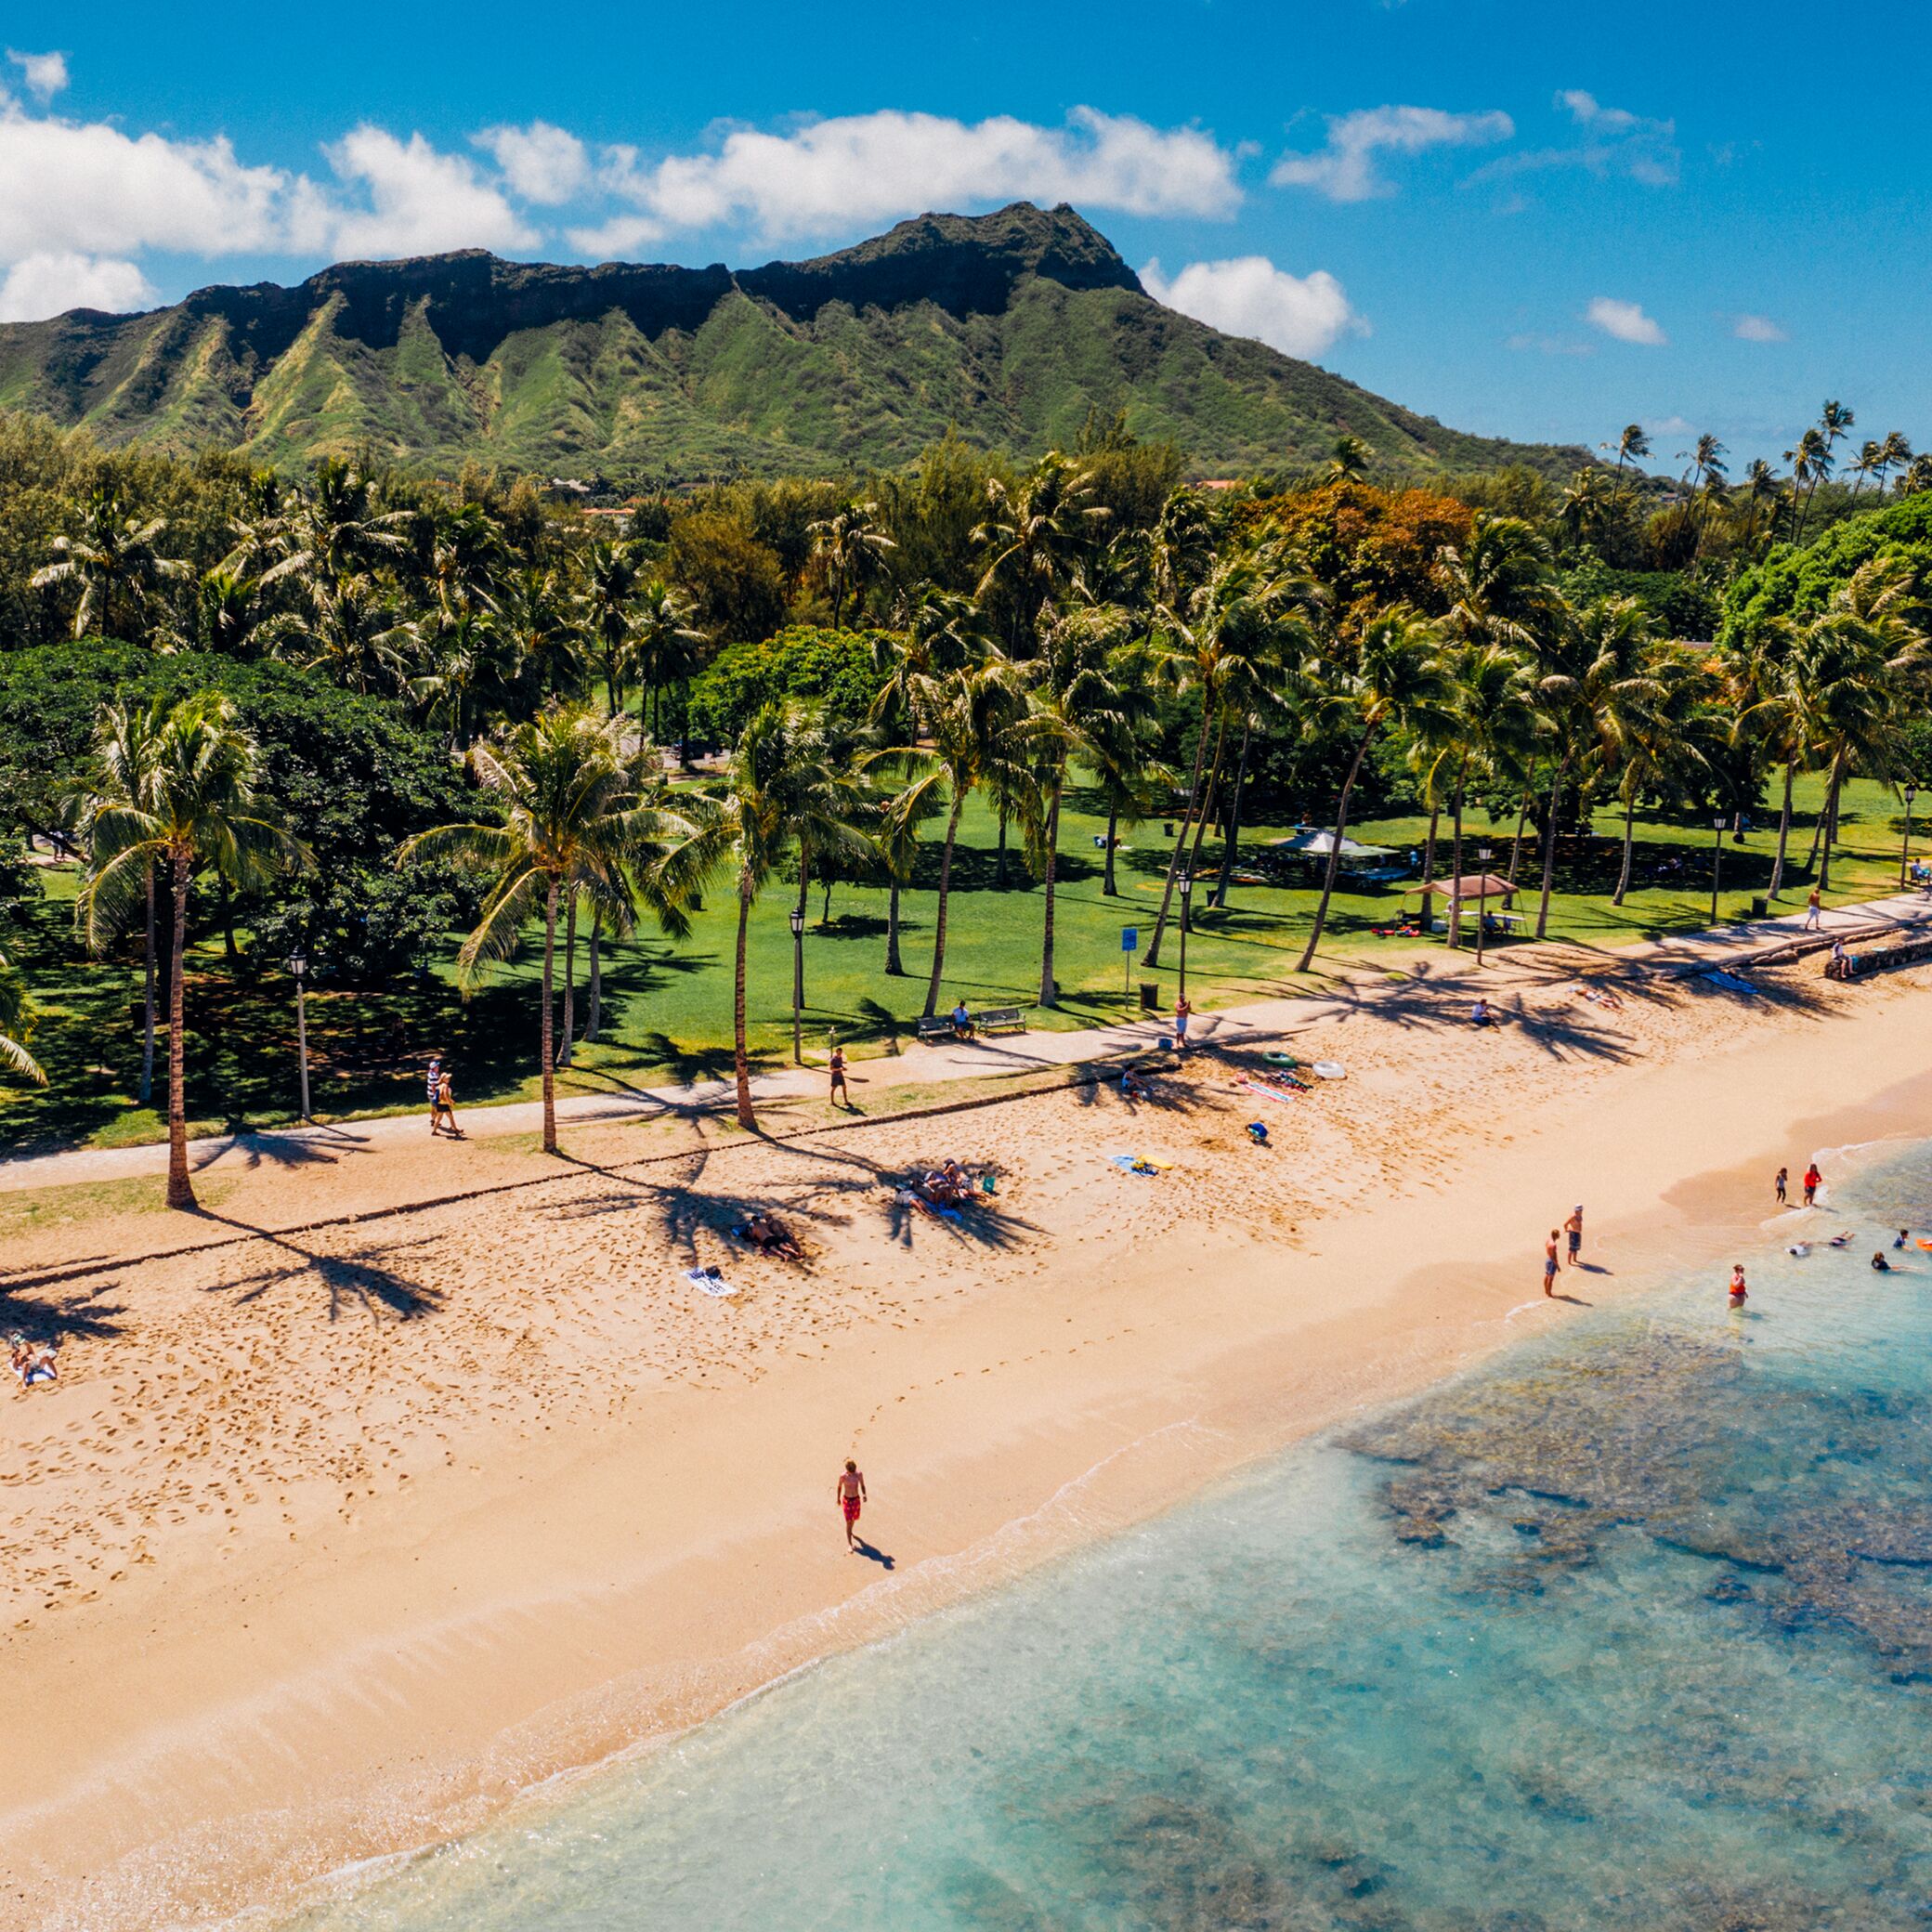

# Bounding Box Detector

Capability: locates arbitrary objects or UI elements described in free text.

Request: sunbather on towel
[737,1213,803,1259]
[9,1335,56,1387]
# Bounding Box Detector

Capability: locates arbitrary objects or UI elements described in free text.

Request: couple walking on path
[425,1057,463,1138]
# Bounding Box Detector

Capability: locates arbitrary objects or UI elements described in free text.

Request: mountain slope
[0,203,1587,480]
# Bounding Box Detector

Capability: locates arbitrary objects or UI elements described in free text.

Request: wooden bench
[913,1015,957,1043]
[973,1006,1026,1036]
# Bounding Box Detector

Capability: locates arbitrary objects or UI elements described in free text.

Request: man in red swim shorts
[836,1459,868,1549]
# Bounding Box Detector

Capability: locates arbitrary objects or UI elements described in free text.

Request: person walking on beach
[1544,1231,1560,1297]
[1173,996,1192,1052]
[1803,1160,1822,1207]
[1805,886,1823,931]
[1774,1167,1788,1205]
[835,1459,867,1549]
[434,1065,462,1139]
[828,1042,849,1109]
[1564,1206,1585,1268]
[1729,1264,1748,1307]
[425,1055,443,1134]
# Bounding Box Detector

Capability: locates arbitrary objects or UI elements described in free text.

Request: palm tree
[1328,435,1372,480]
[627,578,706,747]
[1608,424,1650,491]
[973,453,1109,657]
[1436,642,1537,944]
[1785,428,1830,542]
[78,694,304,1208]
[72,698,168,1104]
[667,704,872,1128]
[403,706,697,1154]
[264,576,417,698]
[574,538,646,717]
[1874,432,1915,497]
[1847,439,1885,502]
[807,501,896,629]
[0,949,45,1087]
[1142,543,1318,968]
[501,567,584,705]
[271,456,411,596]
[1558,467,1613,555]
[1296,607,1456,972]
[32,480,189,639]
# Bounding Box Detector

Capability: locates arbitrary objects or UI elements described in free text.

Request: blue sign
[1120,927,1139,951]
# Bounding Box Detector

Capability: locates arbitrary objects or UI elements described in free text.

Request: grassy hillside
[0,204,1589,484]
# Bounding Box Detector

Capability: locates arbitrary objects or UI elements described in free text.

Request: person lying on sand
[7,1334,56,1388]
[735,1214,803,1259]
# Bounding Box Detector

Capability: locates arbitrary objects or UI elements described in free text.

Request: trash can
[1749,895,1769,919]
[1139,981,1161,1010]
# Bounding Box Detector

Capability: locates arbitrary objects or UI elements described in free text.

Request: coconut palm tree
[1328,435,1372,481]
[77,694,304,1208]
[72,698,168,1103]
[574,538,647,718]
[1785,428,1831,542]
[1847,439,1885,502]
[263,575,417,698]
[1609,424,1650,491]
[666,704,874,1128]
[807,500,896,630]
[1436,642,1538,944]
[500,566,584,706]
[31,480,190,640]
[1296,607,1456,972]
[973,452,1109,657]
[1874,432,1915,496]
[627,578,705,743]
[402,705,698,1154]
[1558,467,1614,555]
[0,949,45,1087]
[271,456,412,596]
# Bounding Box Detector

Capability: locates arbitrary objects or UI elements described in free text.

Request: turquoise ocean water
[282,1142,1932,1931]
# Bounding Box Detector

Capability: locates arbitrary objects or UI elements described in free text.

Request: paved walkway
[7,889,1927,1197]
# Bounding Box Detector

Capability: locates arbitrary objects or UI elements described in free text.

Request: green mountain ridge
[0,202,1589,482]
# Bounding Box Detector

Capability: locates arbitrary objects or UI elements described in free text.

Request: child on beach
[1544,1232,1560,1297]
[835,1460,867,1549]
[1729,1265,1748,1306]
[1774,1167,1788,1205]
[1803,1161,1821,1207]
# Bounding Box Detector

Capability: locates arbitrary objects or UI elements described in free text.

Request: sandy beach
[5,929,1931,1932]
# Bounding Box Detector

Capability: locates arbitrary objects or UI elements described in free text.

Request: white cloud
[567,212,667,258]
[1733,313,1786,343]
[475,120,588,205]
[0,250,153,320]
[322,126,537,259]
[1586,295,1666,346]
[6,48,66,101]
[1141,255,1362,359]
[1470,90,1678,189]
[601,107,1243,241]
[1270,105,1513,202]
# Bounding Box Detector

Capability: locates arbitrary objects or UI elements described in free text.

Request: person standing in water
[1803,1161,1822,1207]
[836,1459,867,1549]
[1774,1167,1788,1205]
[1729,1265,1748,1306]
[1543,1231,1560,1297]
[1564,1205,1585,1269]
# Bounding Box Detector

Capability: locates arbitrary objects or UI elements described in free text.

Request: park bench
[914,1014,956,1043]
[973,1006,1026,1036]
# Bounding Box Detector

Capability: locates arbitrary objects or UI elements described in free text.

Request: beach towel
[1110,1155,1167,1177]
[1703,970,1756,994]
[1243,1080,1299,1103]
[685,1268,736,1297]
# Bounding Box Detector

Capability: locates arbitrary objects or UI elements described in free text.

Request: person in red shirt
[1803,1162,1822,1207]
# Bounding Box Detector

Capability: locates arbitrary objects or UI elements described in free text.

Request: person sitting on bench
[949,1000,975,1040]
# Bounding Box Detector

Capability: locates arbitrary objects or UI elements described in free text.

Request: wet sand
[3,943,1929,1931]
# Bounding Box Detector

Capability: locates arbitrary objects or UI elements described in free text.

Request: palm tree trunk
[1420,798,1441,898]
[1769,761,1795,899]
[885,877,905,975]
[585,913,603,1042]
[793,851,810,1008]
[139,864,156,1107]
[1446,771,1468,946]
[164,852,195,1210]
[733,882,755,1129]
[994,806,1009,888]
[558,893,577,1067]
[1508,777,1534,884]
[1143,709,1213,969]
[1210,723,1253,910]
[540,879,558,1155]
[1613,785,1637,904]
[1296,726,1374,973]
[1819,756,1844,892]
[1534,758,1567,939]
[1038,776,1063,1007]
[922,794,965,1018]
[1181,713,1231,932]
[1103,804,1120,896]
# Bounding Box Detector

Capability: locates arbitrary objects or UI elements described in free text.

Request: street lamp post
[1710,815,1726,925]
[288,953,311,1121]
[1177,871,1194,1005]
[1901,784,1919,889]
[1474,848,1494,970]
[788,907,804,1065]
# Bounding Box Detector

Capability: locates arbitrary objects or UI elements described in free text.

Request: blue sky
[4,0,1926,467]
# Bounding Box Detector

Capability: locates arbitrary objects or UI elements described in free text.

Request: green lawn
[2,770,1918,1155]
